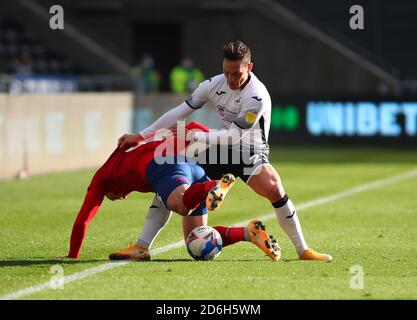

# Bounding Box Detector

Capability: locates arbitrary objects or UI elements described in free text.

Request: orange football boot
[108,244,150,261]
[247,220,281,261]
[299,248,333,262]
[206,173,236,211]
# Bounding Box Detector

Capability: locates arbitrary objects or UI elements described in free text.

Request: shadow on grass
[0,257,296,267]
[149,258,272,263]
[0,259,107,267]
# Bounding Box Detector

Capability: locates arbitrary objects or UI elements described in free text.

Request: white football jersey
[185,72,271,151]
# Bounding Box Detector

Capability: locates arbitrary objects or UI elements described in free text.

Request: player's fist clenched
[118,133,143,148]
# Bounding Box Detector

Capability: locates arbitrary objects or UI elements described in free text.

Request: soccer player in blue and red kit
[63,121,280,260]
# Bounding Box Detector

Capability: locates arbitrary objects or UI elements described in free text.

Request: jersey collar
[239,73,251,91]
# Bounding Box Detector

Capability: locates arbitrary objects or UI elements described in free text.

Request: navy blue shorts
[146,156,209,216]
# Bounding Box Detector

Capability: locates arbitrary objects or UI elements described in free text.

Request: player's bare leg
[167,184,192,216]
[247,164,332,262]
[182,214,208,240]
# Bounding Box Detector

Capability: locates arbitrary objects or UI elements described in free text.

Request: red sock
[183,180,217,210]
[213,226,246,247]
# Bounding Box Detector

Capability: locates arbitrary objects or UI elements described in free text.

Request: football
[186,226,223,261]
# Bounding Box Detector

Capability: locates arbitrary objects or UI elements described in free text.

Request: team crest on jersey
[244,111,257,124]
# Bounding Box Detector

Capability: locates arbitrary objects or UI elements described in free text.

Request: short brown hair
[222,40,251,63]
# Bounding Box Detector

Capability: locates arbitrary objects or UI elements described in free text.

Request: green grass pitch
[1,146,417,300]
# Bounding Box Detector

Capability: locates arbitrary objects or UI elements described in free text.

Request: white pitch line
[239,167,417,226]
[2,168,417,300]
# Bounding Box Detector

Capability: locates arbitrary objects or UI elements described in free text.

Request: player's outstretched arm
[118,77,210,148]
[65,186,104,259]
[117,102,195,148]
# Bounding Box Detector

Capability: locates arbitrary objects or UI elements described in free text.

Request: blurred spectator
[170,56,204,93]
[13,51,33,76]
[131,53,161,93]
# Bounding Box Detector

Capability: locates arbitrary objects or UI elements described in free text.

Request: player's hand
[118,133,143,148]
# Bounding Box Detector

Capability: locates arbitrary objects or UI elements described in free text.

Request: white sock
[273,195,308,256]
[136,196,172,249]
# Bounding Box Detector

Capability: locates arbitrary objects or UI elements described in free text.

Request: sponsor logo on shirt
[245,111,257,124]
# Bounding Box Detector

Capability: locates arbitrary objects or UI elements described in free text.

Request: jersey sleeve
[192,123,244,145]
[67,185,104,258]
[233,95,267,130]
[184,78,211,110]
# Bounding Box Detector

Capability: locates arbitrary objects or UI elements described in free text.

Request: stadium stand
[0,16,76,75]
[2,0,414,94]
[277,0,417,91]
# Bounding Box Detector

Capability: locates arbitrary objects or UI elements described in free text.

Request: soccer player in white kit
[113,41,332,262]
